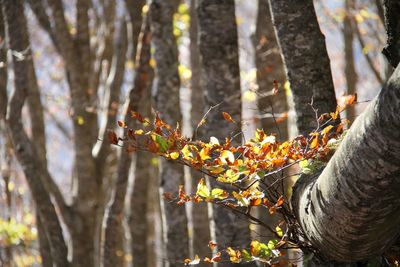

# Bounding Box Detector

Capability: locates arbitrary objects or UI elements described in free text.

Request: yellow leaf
[220,150,235,164]
[199,147,211,161]
[196,178,210,198]
[169,152,180,160]
[211,188,228,200]
[134,129,144,135]
[181,144,193,160]
[321,125,334,135]
[250,240,261,257]
[77,116,85,125]
[208,166,225,174]
[276,226,283,237]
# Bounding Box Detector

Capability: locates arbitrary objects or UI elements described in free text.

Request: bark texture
[189,0,211,262]
[197,1,254,266]
[383,0,400,68]
[253,0,288,140]
[292,63,400,262]
[1,0,69,266]
[343,0,358,123]
[268,0,337,135]
[150,1,190,266]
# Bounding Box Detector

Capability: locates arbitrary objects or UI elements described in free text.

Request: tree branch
[354,20,384,85]
[292,64,400,261]
[94,19,128,171]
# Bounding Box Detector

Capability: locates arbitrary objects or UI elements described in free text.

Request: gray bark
[268,0,337,135]
[253,0,288,141]
[1,0,69,265]
[189,0,211,263]
[197,1,254,266]
[343,0,358,123]
[150,1,190,266]
[292,63,400,262]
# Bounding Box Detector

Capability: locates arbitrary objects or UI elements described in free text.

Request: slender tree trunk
[1,1,69,266]
[253,0,288,140]
[150,1,190,266]
[252,0,290,246]
[197,1,255,266]
[268,0,337,135]
[343,0,357,123]
[189,0,211,262]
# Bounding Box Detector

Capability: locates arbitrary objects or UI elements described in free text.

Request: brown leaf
[222,112,235,123]
[107,130,119,145]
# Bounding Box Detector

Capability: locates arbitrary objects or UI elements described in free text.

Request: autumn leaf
[222,112,235,123]
[204,252,221,263]
[208,241,217,250]
[117,120,126,128]
[169,152,180,159]
[220,150,235,164]
[226,247,242,263]
[184,255,200,265]
[107,130,118,145]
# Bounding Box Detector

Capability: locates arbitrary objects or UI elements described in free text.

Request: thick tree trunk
[150,1,190,266]
[189,0,211,263]
[292,63,400,262]
[1,1,69,266]
[343,0,357,123]
[197,1,254,266]
[268,0,337,135]
[253,0,288,140]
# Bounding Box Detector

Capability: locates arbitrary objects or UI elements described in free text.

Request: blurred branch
[0,7,7,120]
[76,0,91,84]
[94,19,128,169]
[27,0,60,52]
[354,20,384,84]
[47,0,77,70]
[375,0,385,25]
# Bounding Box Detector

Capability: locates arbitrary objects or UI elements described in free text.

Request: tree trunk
[150,1,190,266]
[343,0,357,123]
[189,0,211,263]
[268,0,337,135]
[196,1,254,266]
[103,16,150,267]
[1,0,69,265]
[253,0,288,140]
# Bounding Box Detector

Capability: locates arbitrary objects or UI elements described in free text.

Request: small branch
[354,21,384,84]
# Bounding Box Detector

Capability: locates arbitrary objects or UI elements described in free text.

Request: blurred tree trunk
[343,0,357,123]
[1,0,69,266]
[150,1,190,266]
[189,0,211,263]
[125,14,154,267]
[253,0,288,140]
[252,0,290,246]
[268,0,337,135]
[197,1,255,266]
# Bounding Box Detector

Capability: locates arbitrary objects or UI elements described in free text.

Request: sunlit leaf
[222,112,235,123]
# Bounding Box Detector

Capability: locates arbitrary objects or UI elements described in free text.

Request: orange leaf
[310,135,319,149]
[131,111,145,123]
[276,196,284,207]
[117,120,126,128]
[222,112,235,123]
[208,241,217,250]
